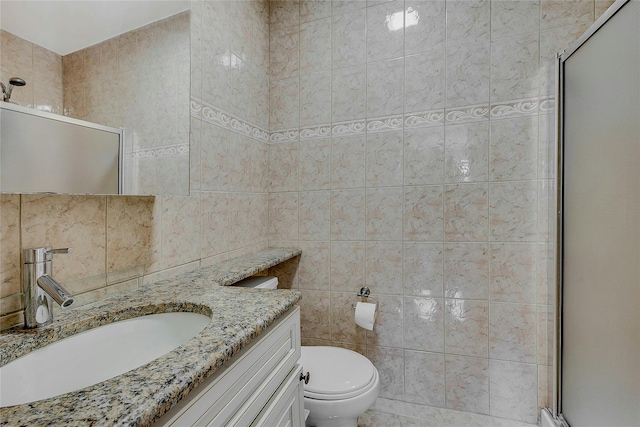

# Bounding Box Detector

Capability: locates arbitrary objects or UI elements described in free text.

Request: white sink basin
[0,312,210,407]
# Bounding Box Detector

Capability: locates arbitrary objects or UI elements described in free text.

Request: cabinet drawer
[157,307,300,427]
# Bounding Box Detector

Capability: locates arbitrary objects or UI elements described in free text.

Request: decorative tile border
[331,120,367,137]
[491,99,538,118]
[490,96,555,119]
[196,96,556,145]
[270,129,299,143]
[299,124,332,141]
[130,144,189,159]
[446,104,491,124]
[367,115,404,133]
[404,109,445,129]
[191,98,269,143]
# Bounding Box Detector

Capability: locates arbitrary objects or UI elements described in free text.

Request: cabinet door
[157,307,300,427]
[253,365,305,427]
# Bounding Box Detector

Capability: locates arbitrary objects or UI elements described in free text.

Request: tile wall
[0,0,617,423]
[0,1,271,330]
[0,30,63,113]
[267,0,615,423]
[62,12,191,195]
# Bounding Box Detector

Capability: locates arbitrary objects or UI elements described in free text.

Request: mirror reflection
[0,1,190,195]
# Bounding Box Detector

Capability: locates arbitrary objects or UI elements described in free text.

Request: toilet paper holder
[351,287,378,311]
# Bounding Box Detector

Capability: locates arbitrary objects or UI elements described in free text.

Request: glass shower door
[559,0,640,425]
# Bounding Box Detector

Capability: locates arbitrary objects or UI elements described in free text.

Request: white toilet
[234,276,380,427]
[301,346,379,427]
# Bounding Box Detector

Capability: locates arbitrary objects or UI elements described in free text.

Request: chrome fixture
[1,77,26,102]
[23,247,74,328]
[351,286,379,311]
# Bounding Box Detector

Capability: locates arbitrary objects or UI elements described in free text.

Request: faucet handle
[47,248,73,255]
[23,247,73,263]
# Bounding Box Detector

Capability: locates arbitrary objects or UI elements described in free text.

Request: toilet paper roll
[355,301,377,331]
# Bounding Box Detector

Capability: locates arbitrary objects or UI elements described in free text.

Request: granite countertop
[0,247,302,426]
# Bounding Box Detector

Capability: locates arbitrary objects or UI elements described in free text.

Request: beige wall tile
[269,142,299,192]
[330,241,365,292]
[200,192,230,258]
[404,126,445,186]
[366,131,403,187]
[489,181,538,242]
[300,18,331,74]
[405,0,445,55]
[300,289,331,340]
[330,189,365,240]
[331,136,366,189]
[161,195,201,268]
[444,243,489,300]
[491,0,540,40]
[445,299,489,358]
[489,360,538,423]
[268,192,299,241]
[446,0,490,47]
[490,243,537,304]
[403,296,444,352]
[404,350,445,406]
[299,191,331,241]
[297,241,330,290]
[402,242,444,297]
[366,294,403,348]
[299,139,331,190]
[445,354,490,414]
[331,291,366,343]
[489,302,537,363]
[367,345,405,399]
[444,183,489,242]
[1,195,21,299]
[21,195,106,284]
[365,242,403,295]
[106,196,155,273]
[365,188,403,241]
[270,24,300,79]
[541,0,594,29]
[403,185,444,241]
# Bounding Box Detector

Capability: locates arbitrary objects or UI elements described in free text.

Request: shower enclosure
[553,0,640,425]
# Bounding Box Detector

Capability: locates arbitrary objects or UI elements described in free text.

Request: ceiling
[0,1,190,56]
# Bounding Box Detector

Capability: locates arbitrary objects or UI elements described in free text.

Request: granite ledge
[181,246,302,287]
[0,247,302,426]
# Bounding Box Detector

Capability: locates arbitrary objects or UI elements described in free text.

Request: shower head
[9,77,26,87]
[2,77,26,102]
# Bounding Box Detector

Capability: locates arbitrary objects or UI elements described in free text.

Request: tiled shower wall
[62,12,191,195]
[0,0,271,329]
[0,30,63,113]
[267,0,614,423]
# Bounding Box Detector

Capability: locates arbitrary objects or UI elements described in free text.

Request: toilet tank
[233,276,278,289]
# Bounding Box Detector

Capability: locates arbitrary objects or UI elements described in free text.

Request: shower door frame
[554,0,635,424]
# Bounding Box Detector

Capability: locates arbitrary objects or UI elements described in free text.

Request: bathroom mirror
[0,1,190,195]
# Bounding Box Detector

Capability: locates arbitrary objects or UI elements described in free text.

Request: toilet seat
[301,346,377,401]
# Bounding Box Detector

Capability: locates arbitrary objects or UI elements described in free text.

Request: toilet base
[305,415,358,427]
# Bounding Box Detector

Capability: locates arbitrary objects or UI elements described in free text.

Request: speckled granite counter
[0,247,302,426]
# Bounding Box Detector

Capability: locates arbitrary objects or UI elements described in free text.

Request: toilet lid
[301,346,376,400]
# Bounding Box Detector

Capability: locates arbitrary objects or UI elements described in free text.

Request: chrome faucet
[23,247,75,328]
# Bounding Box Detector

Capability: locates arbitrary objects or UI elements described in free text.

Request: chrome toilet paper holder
[351,286,378,311]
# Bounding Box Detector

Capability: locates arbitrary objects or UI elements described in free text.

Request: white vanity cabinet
[156,307,304,427]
